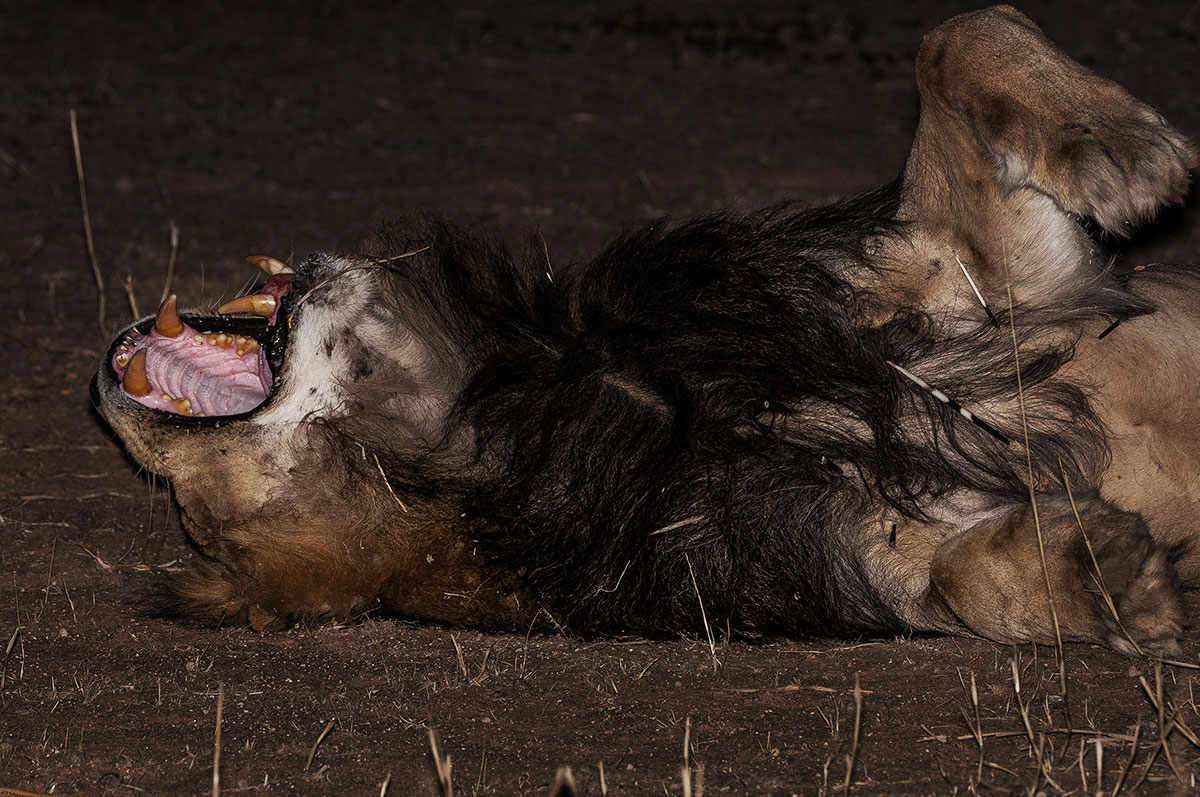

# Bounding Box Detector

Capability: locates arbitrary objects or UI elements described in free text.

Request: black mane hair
[362,181,1154,638]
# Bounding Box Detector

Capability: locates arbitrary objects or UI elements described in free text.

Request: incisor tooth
[122,350,153,397]
[247,254,294,276]
[218,293,277,318]
[154,294,184,338]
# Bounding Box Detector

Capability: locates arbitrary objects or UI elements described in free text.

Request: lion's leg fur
[856,6,1196,650]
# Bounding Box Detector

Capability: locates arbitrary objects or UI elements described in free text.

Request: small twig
[451,634,468,681]
[305,719,336,772]
[70,109,107,338]
[124,275,141,319]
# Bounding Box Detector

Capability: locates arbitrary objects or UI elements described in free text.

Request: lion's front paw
[1081,519,1183,657]
[1041,96,1196,234]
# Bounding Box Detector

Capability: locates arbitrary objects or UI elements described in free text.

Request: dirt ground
[4,1,1200,794]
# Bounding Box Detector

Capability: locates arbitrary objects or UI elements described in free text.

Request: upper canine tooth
[154,294,184,338]
[218,293,277,317]
[247,255,294,276]
[121,350,153,397]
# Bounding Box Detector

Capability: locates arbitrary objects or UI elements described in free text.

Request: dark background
[3,1,1199,793]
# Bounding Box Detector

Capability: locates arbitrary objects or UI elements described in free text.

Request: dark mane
[359,181,1155,637]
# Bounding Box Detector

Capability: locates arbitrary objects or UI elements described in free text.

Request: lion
[92,6,1197,654]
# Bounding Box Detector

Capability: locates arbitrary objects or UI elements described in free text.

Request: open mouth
[108,255,295,418]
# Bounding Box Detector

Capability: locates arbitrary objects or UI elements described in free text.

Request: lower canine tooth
[121,350,153,397]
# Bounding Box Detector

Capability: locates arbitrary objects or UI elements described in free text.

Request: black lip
[97,294,294,427]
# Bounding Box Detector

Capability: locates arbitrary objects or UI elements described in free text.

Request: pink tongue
[113,320,271,416]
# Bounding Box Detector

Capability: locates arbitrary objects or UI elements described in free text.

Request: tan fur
[843,5,1195,652]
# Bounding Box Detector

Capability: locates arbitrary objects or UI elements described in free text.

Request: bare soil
[4,1,1200,793]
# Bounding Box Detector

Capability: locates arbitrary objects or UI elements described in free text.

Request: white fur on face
[250,254,462,445]
[252,256,373,428]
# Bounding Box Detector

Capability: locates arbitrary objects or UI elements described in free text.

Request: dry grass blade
[1,626,19,690]
[1132,662,1190,787]
[684,553,719,672]
[160,220,180,305]
[649,515,704,536]
[924,727,1140,744]
[373,245,431,265]
[1111,718,1141,797]
[538,229,554,282]
[841,674,863,796]
[429,729,453,797]
[682,716,693,797]
[1004,276,1071,731]
[969,671,984,785]
[1010,656,1060,793]
[305,718,336,771]
[373,453,408,512]
[69,109,107,338]
[1059,464,1144,656]
[550,766,576,796]
[211,681,223,797]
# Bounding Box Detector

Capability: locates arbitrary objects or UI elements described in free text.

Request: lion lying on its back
[93,6,1198,653]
